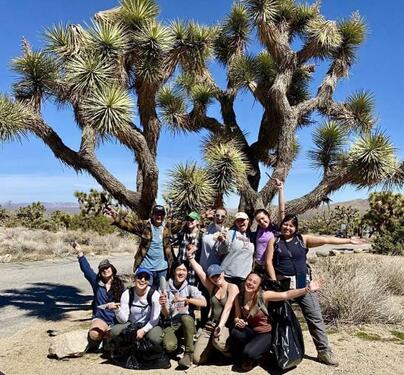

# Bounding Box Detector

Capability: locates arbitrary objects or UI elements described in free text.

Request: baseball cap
[135,267,153,279]
[235,212,249,220]
[207,264,224,277]
[187,211,201,221]
[98,259,112,271]
[152,205,166,215]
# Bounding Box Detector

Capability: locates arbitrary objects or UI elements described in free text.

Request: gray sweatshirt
[166,279,205,318]
[219,229,254,280]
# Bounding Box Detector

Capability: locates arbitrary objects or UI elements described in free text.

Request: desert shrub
[314,255,403,325]
[362,192,404,255]
[68,214,115,235]
[0,227,136,262]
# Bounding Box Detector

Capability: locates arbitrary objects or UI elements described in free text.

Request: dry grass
[314,254,404,325]
[0,227,137,262]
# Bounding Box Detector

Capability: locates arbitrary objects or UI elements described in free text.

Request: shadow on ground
[0,282,92,321]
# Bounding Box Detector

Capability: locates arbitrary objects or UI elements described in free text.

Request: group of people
[73,179,362,370]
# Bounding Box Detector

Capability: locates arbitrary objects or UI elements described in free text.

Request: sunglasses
[136,273,150,281]
[100,266,111,272]
[215,214,226,219]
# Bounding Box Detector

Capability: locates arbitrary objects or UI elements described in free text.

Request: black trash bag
[270,301,305,370]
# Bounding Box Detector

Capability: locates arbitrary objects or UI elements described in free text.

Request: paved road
[0,254,133,339]
[0,243,370,339]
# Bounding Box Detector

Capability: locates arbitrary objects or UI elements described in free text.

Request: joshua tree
[0,0,402,218]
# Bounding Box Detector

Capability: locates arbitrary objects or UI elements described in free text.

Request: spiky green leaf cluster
[120,0,159,27]
[382,161,404,191]
[304,16,342,57]
[170,21,216,73]
[214,3,251,64]
[133,21,172,84]
[228,51,277,90]
[12,50,59,102]
[333,12,367,68]
[0,96,38,142]
[88,20,131,57]
[81,85,133,134]
[348,131,398,188]
[244,0,279,24]
[164,162,214,218]
[44,24,89,59]
[308,121,347,172]
[157,86,186,127]
[65,54,116,95]
[345,90,375,133]
[287,67,310,106]
[205,140,250,195]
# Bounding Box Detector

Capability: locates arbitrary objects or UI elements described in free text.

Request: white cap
[235,212,249,220]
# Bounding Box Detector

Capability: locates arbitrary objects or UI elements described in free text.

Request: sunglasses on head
[215,214,226,219]
[136,273,150,280]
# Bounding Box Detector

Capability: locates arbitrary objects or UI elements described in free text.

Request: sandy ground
[0,308,403,375]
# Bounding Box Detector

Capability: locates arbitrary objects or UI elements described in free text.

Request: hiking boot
[241,359,254,372]
[317,351,339,366]
[178,352,192,369]
[85,339,101,353]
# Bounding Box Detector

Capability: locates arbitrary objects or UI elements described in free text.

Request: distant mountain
[1,202,80,214]
[299,199,369,219]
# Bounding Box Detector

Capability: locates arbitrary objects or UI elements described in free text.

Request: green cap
[187,211,201,221]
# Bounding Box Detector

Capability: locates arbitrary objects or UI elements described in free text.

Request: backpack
[128,286,158,310]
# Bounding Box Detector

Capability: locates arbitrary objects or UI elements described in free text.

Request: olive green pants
[163,315,195,354]
[109,322,163,348]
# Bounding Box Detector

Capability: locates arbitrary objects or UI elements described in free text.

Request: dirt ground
[0,309,403,375]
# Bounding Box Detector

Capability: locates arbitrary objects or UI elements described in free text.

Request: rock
[316,249,331,257]
[354,248,364,253]
[48,329,88,359]
[2,254,12,263]
[329,250,341,256]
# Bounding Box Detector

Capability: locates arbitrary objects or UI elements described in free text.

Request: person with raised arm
[231,272,323,371]
[265,214,364,366]
[253,178,285,274]
[158,260,207,369]
[71,241,124,352]
[186,246,238,365]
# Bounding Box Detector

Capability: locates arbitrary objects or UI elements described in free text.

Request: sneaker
[317,351,339,366]
[178,352,192,369]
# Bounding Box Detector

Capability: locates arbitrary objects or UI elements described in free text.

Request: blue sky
[0,0,403,207]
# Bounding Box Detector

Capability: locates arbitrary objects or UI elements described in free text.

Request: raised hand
[70,241,83,257]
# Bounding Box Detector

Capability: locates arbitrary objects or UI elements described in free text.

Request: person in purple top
[253,178,285,274]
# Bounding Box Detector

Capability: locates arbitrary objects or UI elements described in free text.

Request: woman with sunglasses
[71,241,124,352]
[106,268,169,368]
[265,214,363,366]
[231,272,322,371]
[186,248,239,365]
[254,178,285,274]
[217,212,255,288]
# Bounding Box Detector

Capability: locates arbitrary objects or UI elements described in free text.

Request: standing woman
[266,214,363,366]
[72,242,124,351]
[232,272,322,371]
[254,178,285,274]
[186,249,239,365]
[217,212,255,288]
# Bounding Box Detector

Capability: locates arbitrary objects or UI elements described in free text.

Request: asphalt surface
[0,254,134,339]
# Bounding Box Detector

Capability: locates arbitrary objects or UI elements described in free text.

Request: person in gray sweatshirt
[159,260,207,369]
[218,212,255,288]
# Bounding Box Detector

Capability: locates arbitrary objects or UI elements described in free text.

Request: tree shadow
[0,282,92,321]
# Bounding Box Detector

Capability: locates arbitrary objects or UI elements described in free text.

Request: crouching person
[71,242,124,352]
[105,268,170,369]
[159,260,207,369]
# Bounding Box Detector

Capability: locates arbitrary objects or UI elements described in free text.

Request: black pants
[231,326,272,361]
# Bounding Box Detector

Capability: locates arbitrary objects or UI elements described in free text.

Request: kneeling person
[159,261,207,369]
[106,268,169,369]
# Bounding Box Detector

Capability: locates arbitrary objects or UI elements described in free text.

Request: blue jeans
[150,269,168,288]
